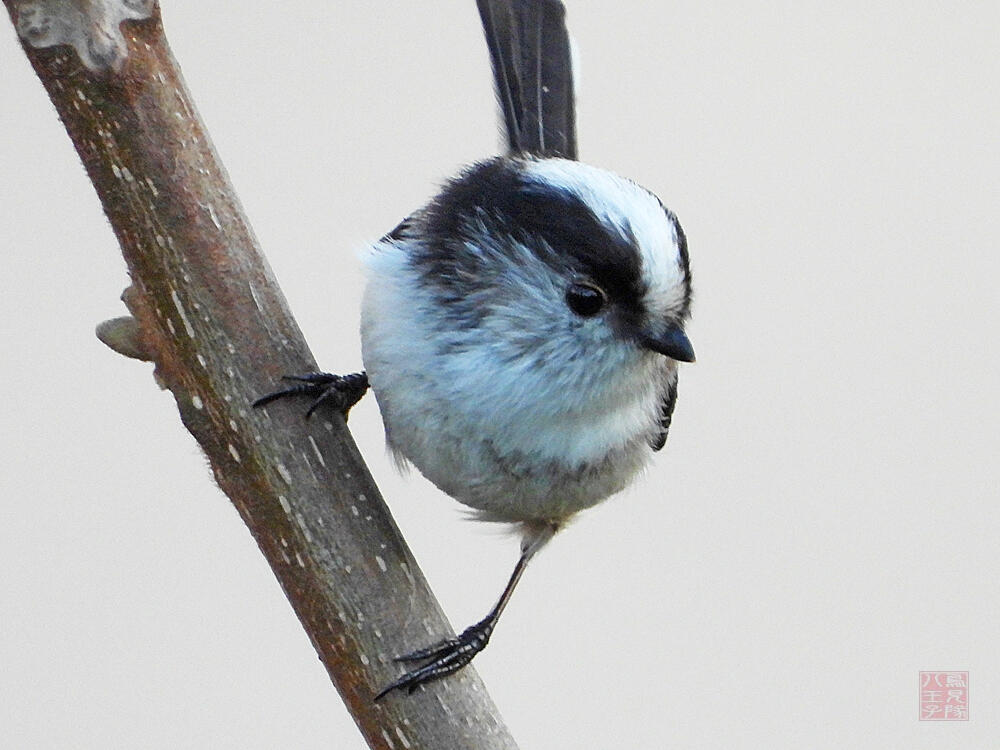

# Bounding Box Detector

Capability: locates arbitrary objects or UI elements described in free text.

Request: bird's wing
[649,377,678,452]
[476,0,577,159]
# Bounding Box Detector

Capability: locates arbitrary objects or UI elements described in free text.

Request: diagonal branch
[2,2,518,748]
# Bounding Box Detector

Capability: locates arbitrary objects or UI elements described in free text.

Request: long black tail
[476,0,577,160]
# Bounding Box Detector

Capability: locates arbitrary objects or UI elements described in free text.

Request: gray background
[2,2,997,747]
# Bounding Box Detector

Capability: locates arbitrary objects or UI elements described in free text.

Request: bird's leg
[374,547,533,700]
[252,371,369,418]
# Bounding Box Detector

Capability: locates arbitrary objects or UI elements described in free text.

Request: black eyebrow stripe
[419,158,644,307]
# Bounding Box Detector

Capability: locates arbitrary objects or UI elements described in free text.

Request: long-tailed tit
[256,0,694,699]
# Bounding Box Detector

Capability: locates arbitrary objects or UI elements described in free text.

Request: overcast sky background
[2,2,998,748]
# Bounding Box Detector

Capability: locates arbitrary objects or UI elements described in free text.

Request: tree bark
[2,2,518,748]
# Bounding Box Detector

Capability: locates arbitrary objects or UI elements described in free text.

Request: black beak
[643,325,696,363]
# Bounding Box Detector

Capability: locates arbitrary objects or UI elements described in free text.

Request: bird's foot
[374,618,495,700]
[252,371,369,418]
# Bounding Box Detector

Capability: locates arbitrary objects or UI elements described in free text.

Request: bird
[254,0,694,699]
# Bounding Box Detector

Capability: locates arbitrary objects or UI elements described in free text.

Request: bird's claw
[252,371,369,418]
[374,619,494,700]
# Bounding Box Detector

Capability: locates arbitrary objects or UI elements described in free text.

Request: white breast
[360,239,669,524]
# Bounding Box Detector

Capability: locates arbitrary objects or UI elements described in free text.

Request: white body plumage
[360,156,692,543]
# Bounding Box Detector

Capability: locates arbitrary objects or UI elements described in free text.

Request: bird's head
[406,157,693,394]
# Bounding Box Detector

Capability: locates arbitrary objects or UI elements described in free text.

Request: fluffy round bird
[255,0,695,699]
[362,156,692,534]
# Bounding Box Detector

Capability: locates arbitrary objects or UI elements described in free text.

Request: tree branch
[2,2,518,748]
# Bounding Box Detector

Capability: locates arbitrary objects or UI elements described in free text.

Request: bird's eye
[565,282,607,317]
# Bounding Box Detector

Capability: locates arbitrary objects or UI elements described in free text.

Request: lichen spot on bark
[14,0,155,74]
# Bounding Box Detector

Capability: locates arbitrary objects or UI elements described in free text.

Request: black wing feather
[649,378,678,452]
[476,0,577,159]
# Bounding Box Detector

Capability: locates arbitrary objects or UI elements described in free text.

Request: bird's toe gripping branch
[253,371,369,418]
[374,618,495,700]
